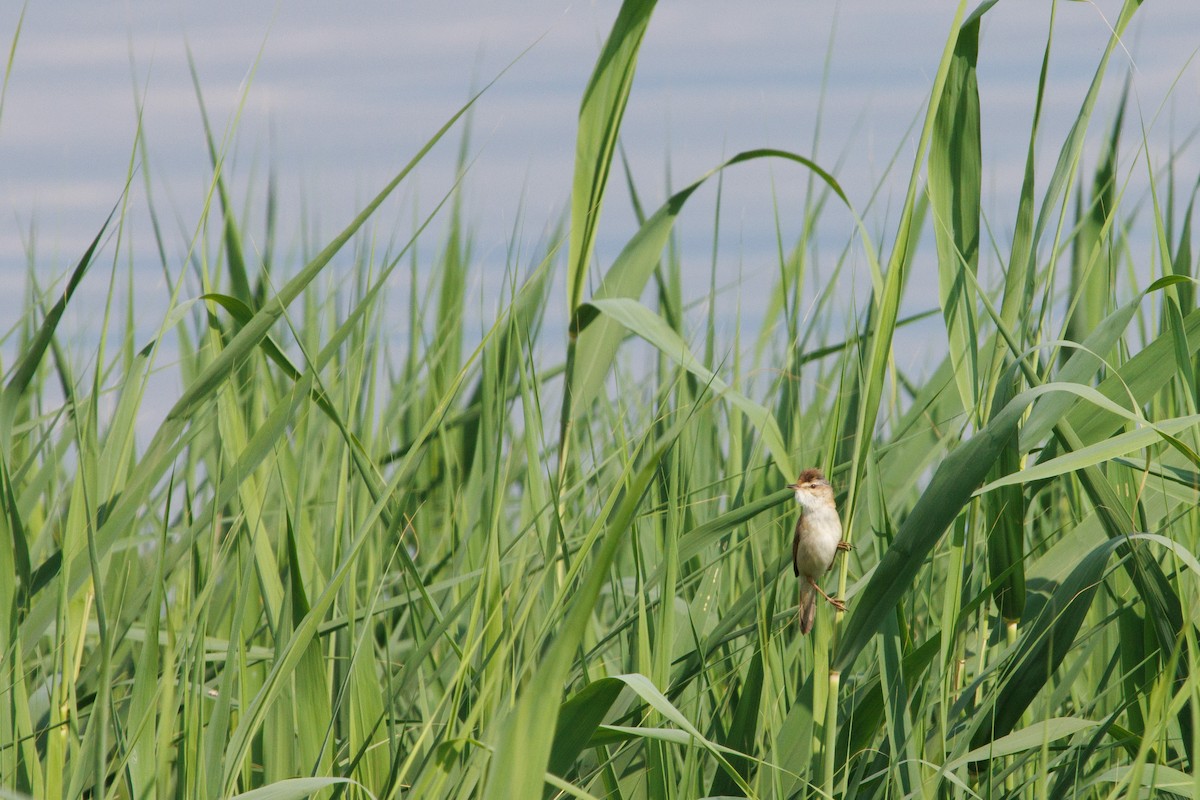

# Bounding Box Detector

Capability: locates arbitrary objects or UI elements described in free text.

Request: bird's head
[787,468,833,509]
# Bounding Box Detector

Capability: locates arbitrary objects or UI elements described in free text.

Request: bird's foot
[836,540,853,552]
[808,575,848,612]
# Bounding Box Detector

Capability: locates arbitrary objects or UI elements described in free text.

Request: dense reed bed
[3,0,1200,797]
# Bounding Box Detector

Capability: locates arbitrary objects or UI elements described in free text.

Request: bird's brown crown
[789,468,831,491]
[795,468,826,485]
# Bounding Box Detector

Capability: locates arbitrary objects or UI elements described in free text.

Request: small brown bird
[789,468,852,634]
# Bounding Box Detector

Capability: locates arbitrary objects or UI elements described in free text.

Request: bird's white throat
[793,489,826,512]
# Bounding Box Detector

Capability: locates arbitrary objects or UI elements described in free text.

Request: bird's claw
[829,597,847,612]
[836,540,853,552]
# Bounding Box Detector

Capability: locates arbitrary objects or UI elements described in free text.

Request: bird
[789,468,852,634]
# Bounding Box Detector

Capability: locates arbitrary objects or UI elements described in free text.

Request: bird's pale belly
[795,507,842,576]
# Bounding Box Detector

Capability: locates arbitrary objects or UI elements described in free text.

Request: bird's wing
[792,517,802,577]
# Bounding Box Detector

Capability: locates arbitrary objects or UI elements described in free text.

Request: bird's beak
[786,481,799,490]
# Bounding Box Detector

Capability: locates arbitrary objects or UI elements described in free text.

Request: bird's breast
[794,506,843,577]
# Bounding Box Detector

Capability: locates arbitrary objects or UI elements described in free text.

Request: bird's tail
[798,581,816,634]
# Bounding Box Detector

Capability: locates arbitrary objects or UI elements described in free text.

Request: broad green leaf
[930,6,982,415]
[835,381,1075,672]
[566,0,657,315]
[1094,764,1196,797]
[228,777,356,800]
[969,538,1121,748]
[947,718,1098,770]
[548,678,625,781]
[982,411,1200,493]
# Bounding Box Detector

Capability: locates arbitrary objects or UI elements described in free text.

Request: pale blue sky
[1,1,1198,359]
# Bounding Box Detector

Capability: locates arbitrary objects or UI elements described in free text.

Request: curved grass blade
[1018,292,1143,452]
[558,0,658,472]
[569,148,849,430]
[1064,299,1200,450]
[949,718,1098,771]
[547,673,758,797]
[1093,764,1196,796]
[982,411,1200,493]
[584,296,793,480]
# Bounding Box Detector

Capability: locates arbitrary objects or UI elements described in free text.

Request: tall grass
[3,0,1200,797]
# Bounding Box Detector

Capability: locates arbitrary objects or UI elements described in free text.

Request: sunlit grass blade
[929,4,983,417]
[557,0,658,471]
[228,777,355,800]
